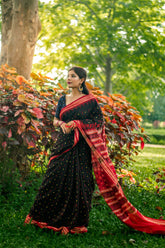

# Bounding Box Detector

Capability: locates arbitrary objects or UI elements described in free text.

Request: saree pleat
[25,94,165,235]
[25,130,94,233]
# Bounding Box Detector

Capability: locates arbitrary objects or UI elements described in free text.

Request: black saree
[25,94,102,234]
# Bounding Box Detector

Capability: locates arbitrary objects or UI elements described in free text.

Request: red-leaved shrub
[0,65,148,180]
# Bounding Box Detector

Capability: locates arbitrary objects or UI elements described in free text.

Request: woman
[25,66,165,235]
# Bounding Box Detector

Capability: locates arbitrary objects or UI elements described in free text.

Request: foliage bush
[0,65,147,187]
[148,136,165,145]
[0,65,62,178]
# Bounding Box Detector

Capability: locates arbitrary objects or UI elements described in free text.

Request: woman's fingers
[61,126,65,134]
[61,123,72,134]
[60,123,66,133]
[65,121,76,130]
[60,121,76,134]
[65,127,72,134]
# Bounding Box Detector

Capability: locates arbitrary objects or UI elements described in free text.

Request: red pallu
[59,94,165,235]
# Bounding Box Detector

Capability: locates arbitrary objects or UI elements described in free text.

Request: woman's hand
[66,121,77,129]
[61,121,77,134]
[53,118,76,134]
[60,123,72,134]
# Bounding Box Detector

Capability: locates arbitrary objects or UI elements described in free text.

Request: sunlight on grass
[133,147,165,169]
[145,128,165,136]
[138,152,165,158]
[125,147,165,195]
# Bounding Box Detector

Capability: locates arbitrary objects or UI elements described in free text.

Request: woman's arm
[53,117,65,127]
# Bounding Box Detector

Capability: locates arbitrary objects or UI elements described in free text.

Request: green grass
[144,128,165,136]
[0,147,165,248]
[128,147,165,189]
[129,147,165,174]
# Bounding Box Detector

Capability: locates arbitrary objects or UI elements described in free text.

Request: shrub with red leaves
[0,65,148,178]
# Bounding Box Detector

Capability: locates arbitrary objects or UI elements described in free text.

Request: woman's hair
[69,66,89,94]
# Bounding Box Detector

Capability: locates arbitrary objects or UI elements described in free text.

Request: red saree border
[60,94,96,120]
[24,214,87,234]
[73,120,118,184]
[73,120,165,235]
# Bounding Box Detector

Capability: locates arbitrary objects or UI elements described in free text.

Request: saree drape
[25,94,165,235]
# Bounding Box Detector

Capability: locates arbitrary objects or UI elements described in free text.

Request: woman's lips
[67,82,72,84]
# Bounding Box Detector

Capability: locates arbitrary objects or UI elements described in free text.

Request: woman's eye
[68,74,76,78]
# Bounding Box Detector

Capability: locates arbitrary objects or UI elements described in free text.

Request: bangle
[54,120,63,127]
[59,121,65,126]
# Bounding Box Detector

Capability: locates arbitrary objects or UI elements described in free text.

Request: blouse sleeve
[55,95,65,119]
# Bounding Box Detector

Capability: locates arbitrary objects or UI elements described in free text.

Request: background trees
[34,0,165,117]
[145,94,165,123]
[0,0,164,118]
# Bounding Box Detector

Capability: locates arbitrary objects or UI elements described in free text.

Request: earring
[79,84,83,92]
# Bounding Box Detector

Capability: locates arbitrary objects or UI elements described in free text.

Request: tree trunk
[1,0,13,65]
[104,54,112,94]
[0,0,41,79]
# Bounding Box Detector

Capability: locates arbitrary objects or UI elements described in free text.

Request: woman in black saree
[25,66,101,234]
[25,66,165,235]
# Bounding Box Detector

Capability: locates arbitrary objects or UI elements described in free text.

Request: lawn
[0,147,165,248]
[144,129,165,136]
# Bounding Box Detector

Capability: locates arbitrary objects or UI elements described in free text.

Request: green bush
[148,136,165,145]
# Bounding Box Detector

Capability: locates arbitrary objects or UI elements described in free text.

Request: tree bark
[1,0,13,65]
[104,54,112,94]
[0,0,41,79]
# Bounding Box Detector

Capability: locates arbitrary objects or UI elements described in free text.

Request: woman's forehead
[68,70,77,75]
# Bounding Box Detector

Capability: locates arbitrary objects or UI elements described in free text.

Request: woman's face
[67,70,83,89]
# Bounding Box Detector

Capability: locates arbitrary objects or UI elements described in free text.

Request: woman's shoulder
[57,95,66,108]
